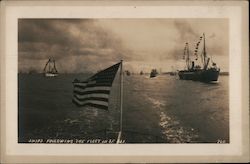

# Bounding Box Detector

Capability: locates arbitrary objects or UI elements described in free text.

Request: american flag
[72,62,121,110]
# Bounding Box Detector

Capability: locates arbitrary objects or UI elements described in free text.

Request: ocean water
[18,73,229,143]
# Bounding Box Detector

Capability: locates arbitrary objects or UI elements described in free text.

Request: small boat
[125,70,131,76]
[178,33,220,82]
[150,69,158,78]
[43,58,58,77]
[170,72,176,76]
[140,71,144,75]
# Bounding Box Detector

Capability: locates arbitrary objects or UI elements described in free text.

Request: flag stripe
[86,83,112,87]
[73,95,109,102]
[73,83,87,88]
[87,103,109,110]
[75,99,109,106]
[74,93,109,99]
[72,98,109,107]
[73,90,110,95]
[74,86,111,93]
[92,76,118,81]
[73,82,87,86]
[72,99,109,110]
[74,83,112,89]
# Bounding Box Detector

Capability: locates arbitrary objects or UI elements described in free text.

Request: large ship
[178,33,220,82]
[43,58,58,77]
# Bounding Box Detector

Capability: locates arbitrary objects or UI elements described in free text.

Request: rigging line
[43,59,50,72]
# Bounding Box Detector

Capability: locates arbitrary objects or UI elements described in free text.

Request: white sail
[44,58,58,77]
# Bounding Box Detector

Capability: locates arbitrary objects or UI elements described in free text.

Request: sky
[18,19,229,73]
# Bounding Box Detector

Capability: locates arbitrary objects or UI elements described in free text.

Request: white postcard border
[1,1,249,163]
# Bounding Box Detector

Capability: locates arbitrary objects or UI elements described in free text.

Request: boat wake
[146,96,199,143]
[147,97,166,109]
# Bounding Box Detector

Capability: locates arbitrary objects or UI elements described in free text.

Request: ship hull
[45,73,58,77]
[150,73,157,78]
[150,70,158,78]
[170,72,177,76]
[178,68,220,82]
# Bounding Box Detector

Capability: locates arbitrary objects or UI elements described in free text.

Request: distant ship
[140,71,144,75]
[125,70,131,76]
[43,58,58,77]
[150,69,158,78]
[170,72,176,76]
[178,33,220,82]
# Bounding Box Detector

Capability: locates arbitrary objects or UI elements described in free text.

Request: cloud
[18,19,229,73]
[159,19,228,62]
[18,19,131,73]
[173,20,200,40]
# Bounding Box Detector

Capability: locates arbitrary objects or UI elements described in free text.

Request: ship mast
[43,59,50,73]
[48,59,51,73]
[203,33,206,68]
[53,59,58,73]
[184,43,190,70]
[187,43,190,70]
[203,33,210,70]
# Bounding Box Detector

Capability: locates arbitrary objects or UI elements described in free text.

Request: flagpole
[120,60,123,132]
[117,60,123,144]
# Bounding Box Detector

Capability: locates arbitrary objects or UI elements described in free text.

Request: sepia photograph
[18,19,229,144]
[1,0,249,163]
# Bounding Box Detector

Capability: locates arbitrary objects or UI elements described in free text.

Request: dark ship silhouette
[125,70,131,76]
[150,69,158,78]
[178,33,220,82]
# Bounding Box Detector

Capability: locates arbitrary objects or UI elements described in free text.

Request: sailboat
[178,33,220,82]
[43,58,58,77]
